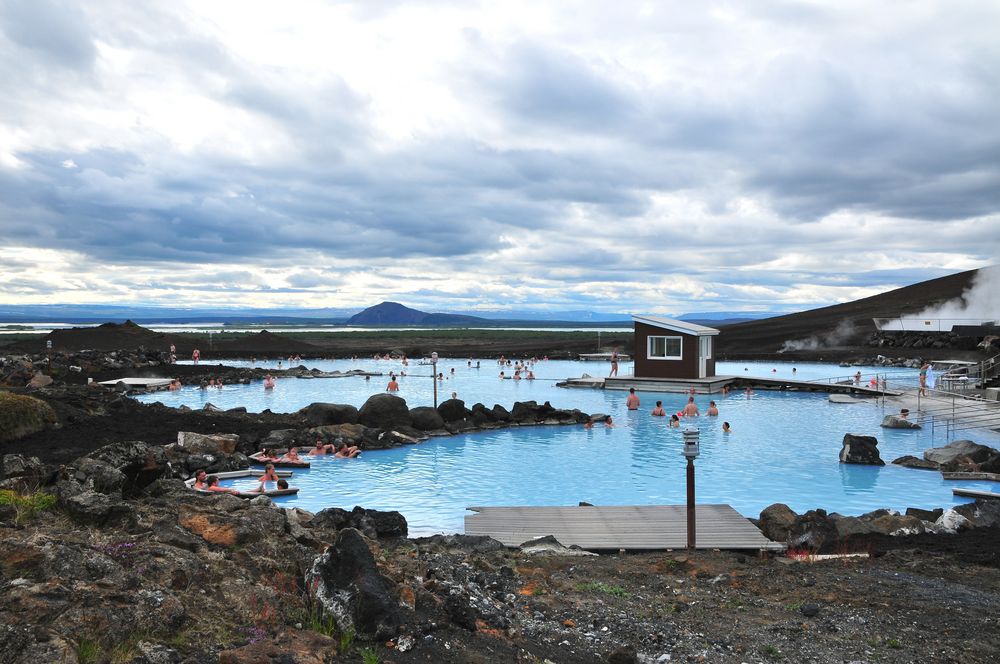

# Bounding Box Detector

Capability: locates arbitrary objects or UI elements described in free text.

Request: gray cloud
[0,1,997,313]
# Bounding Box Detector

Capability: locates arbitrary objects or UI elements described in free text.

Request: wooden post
[686,457,696,550]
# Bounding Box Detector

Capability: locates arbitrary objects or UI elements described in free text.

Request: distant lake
[0,322,633,335]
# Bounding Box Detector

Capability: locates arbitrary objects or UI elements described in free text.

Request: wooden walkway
[464,504,785,551]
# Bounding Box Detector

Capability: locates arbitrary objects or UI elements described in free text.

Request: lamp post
[431,351,438,408]
[681,428,700,550]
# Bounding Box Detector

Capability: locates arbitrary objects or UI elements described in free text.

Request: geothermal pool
[137,359,999,535]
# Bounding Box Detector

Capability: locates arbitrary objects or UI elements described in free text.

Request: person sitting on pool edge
[706,400,719,416]
[651,401,666,416]
[335,443,360,458]
[253,448,280,462]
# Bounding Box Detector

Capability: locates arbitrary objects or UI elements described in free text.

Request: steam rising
[778,319,857,353]
[916,265,1000,322]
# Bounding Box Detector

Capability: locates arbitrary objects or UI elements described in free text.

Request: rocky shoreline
[3,343,1000,663]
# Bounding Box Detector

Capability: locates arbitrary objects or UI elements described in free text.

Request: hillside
[347,301,488,326]
[716,268,980,358]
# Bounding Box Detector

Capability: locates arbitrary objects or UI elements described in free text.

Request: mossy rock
[0,392,57,442]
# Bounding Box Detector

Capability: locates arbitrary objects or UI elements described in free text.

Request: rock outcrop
[839,434,884,465]
[300,402,360,427]
[357,394,412,429]
[305,528,401,639]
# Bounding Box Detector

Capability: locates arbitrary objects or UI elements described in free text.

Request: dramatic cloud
[0,0,997,315]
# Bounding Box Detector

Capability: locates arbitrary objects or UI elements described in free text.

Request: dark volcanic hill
[347,301,487,326]
[13,320,181,353]
[8,321,320,356]
[716,268,979,358]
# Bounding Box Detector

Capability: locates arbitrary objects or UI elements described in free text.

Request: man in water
[386,376,399,391]
[682,396,699,417]
[626,388,640,410]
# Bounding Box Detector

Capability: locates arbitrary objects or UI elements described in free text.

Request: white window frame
[647,335,683,360]
[700,336,712,359]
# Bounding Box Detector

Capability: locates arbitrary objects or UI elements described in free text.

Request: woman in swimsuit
[335,444,360,458]
[651,401,666,416]
[279,447,302,463]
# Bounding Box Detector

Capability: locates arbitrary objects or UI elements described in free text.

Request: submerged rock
[881,414,921,429]
[892,455,939,470]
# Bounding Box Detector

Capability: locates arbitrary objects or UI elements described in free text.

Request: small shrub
[888,638,902,649]
[0,489,57,525]
[0,391,57,442]
[575,581,630,598]
[763,644,783,660]
[359,647,381,664]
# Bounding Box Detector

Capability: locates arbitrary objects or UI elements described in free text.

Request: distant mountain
[346,302,488,326]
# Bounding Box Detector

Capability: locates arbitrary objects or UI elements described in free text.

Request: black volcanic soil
[0,392,303,465]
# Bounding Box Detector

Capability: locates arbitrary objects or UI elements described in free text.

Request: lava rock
[311,506,408,539]
[87,440,169,496]
[62,490,135,527]
[358,394,412,429]
[436,398,468,423]
[839,434,884,465]
[758,503,798,542]
[800,603,821,617]
[176,431,239,455]
[409,406,445,431]
[924,439,998,466]
[305,528,401,639]
[490,404,511,422]
[300,402,360,427]
[881,414,921,429]
[891,455,939,470]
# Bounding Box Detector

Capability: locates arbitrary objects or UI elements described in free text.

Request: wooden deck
[953,488,1000,499]
[98,377,173,389]
[464,504,785,551]
[560,374,897,396]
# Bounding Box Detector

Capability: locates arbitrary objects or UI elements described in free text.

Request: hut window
[648,335,682,360]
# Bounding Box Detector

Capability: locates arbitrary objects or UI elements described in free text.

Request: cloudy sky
[1,0,997,315]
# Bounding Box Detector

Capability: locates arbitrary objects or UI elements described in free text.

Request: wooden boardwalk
[465,504,785,551]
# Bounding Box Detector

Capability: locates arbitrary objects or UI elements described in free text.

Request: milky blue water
[138,358,999,535]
